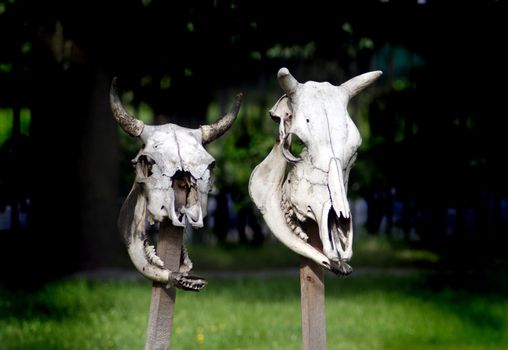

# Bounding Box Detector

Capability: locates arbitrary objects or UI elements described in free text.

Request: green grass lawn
[1,269,507,350]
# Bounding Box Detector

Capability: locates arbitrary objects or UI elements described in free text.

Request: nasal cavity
[137,155,154,177]
[172,171,192,209]
[172,171,191,189]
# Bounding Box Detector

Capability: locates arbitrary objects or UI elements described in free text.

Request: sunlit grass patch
[0,280,149,350]
[1,272,507,350]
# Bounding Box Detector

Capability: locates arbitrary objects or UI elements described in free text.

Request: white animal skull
[249,68,381,275]
[111,78,242,290]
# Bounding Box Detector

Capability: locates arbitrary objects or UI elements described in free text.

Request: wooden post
[300,223,326,350]
[145,220,183,350]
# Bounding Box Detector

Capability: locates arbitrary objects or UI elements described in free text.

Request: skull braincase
[289,81,361,174]
[249,68,381,275]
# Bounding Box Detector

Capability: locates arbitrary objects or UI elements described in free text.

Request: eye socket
[137,155,154,177]
[282,133,305,163]
[289,134,305,158]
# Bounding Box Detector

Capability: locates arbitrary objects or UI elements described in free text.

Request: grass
[1,235,507,349]
[1,270,507,350]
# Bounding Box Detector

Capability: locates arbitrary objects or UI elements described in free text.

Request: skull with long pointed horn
[111,78,243,290]
[249,68,381,275]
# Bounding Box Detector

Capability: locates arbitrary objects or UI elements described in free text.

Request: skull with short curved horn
[111,78,243,290]
[249,68,381,275]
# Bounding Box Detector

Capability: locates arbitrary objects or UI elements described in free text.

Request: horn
[110,77,145,137]
[340,71,383,99]
[277,67,299,95]
[200,93,243,145]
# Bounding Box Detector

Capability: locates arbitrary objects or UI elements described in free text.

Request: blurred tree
[1,0,507,284]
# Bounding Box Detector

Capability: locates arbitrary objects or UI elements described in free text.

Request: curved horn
[277,67,299,95]
[200,93,243,145]
[110,77,144,137]
[340,71,383,100]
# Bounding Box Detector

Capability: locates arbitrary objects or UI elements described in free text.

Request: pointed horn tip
[110,77,119,90]
[201,93,243,144]
[109,76,144,138]
[277,67,290,79]
[234,92,244,104]
[110,77,117,92]
[277,67,299,94]
[230,92,244,113]
[361,70,383,84]
[110,77,121,102]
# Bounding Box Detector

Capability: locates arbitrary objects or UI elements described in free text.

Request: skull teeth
[294,226,308,241]
[144,243,164,268]
[176,274,206,291]
[148,214,155,226]
[281,198,308,242]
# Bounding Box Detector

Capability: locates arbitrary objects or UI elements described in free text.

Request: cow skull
[111,78,242,290]
[249,68,381,275]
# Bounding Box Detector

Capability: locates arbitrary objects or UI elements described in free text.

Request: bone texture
[201,93,243,144]
[112,78,242,289]
[250,67,382,275]
[110,78,145,137]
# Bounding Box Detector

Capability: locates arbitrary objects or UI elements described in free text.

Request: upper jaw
[146,171,205,228]
[286,200,353,276]
[324,205,353,275]
[326,157,353,262]
[174,203,204,228]
[285,157,354,275]
[305,198,352,276]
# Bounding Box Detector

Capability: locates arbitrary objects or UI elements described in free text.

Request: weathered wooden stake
[300,223,326,350]
[145,220,183,350]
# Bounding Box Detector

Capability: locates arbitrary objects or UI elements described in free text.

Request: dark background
[1,0,507,287]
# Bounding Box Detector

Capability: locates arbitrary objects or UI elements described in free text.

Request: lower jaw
[329,258,353,276]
